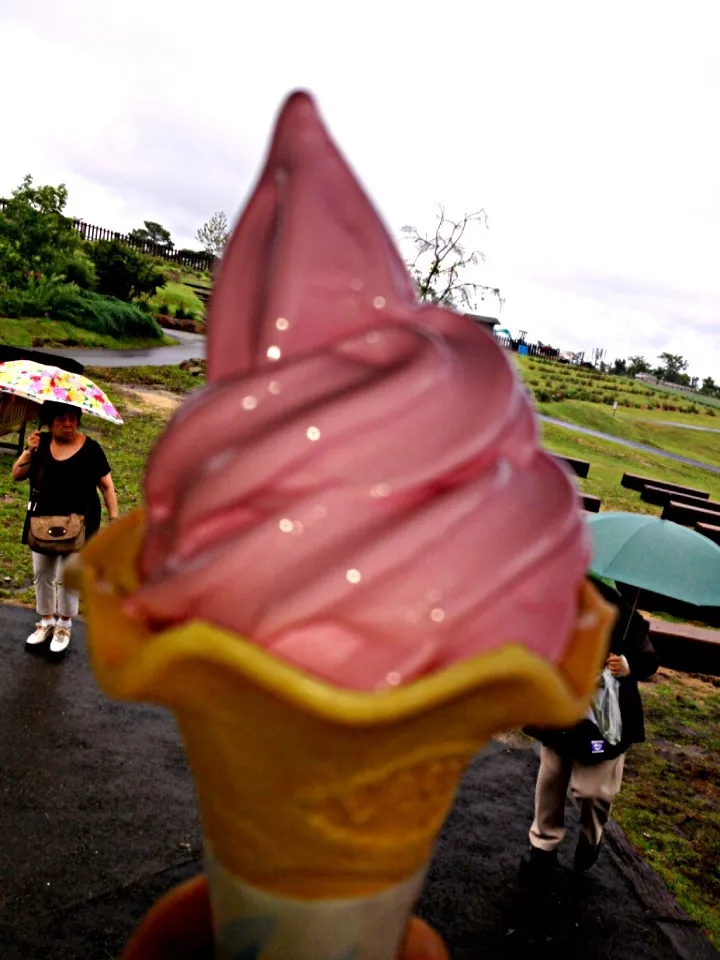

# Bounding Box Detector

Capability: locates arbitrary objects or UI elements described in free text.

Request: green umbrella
[586,511,720,607]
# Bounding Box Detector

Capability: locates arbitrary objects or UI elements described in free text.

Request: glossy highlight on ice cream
[128,91,590,691]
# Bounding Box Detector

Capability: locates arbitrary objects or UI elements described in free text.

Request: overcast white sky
[1,1,718,376]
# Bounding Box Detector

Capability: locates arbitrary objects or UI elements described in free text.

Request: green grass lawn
[86,364,205,395]
[540,422,720,510]
[149,281,205,318]
[512,355,720,505]
[614,669,720,947]
[538,400,720,469]
[166,267,212,289]
[619,406,719,426]
[0,317,174,351]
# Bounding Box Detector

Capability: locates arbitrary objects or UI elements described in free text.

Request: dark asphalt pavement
[34,330,206,369]
[0,604,714,960]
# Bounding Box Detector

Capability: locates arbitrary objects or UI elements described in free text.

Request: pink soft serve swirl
[130,92,590,691]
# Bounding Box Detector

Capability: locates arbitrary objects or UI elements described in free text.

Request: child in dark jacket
[522,578,658,874]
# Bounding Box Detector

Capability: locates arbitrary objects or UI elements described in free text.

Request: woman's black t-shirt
[27,433,111,540]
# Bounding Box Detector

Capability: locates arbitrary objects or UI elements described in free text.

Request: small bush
[0,281,163,339]
[0,276,65,317]
[157,303,170,316]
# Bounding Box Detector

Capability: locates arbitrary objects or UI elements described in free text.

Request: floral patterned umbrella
[0,359,123,425]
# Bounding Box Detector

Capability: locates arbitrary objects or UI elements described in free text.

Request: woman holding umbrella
[11,400,118,654]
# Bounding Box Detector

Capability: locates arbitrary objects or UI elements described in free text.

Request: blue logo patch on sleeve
[591,740,605,754]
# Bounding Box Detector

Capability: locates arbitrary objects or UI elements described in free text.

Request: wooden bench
[662,500,720,527]
[0,395,41,455]
[581,494,601,512]
[641,485,720,512]
[696,522,720,545]
[621,473,709,498]
[553,454,590,478]
[648,618,720,676]
[671,494,720,514]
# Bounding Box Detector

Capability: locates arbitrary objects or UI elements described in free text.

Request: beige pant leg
[32,551,60,617]
[529,746,573,851]
[31,551,79,619]
[56,555,79,619]
[569,754,626,846]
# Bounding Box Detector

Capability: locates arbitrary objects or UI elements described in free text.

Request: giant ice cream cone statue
[71,92,615,960]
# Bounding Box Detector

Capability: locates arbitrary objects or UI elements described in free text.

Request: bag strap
[29,434,48,507]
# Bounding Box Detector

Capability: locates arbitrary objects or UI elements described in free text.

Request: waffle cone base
[72,510,615,899]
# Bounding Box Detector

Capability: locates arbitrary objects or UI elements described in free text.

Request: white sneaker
[50,625,71,654]
[26,622,55,646]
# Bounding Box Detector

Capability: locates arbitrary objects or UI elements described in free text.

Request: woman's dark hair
[39,402,82,427]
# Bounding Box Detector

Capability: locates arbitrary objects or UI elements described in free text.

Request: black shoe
[574,834,602,872]
[519,846,558,880]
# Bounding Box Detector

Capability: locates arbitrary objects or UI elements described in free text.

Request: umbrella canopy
[586,511,720,607]
[0,359,123,425]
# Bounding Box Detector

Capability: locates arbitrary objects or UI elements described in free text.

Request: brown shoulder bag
[26,445,86,557]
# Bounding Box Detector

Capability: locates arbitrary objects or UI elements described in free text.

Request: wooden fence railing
[494,334,567,362]
[0,198,215,273]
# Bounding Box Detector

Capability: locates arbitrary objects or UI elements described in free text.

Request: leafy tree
[701,376,717,395]
[657,352,688,383]
[401,207,500,310]
[87,239,165,302]
[129,220,173,249]
[626,355,651,377]
[196,211,229,258]
[62,251,97,289]
[612,358,627,375]
[0,175,81,289]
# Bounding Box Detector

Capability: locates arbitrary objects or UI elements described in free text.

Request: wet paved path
[635,419,720,434]
[34,330,206,368]
[0,604,714,959]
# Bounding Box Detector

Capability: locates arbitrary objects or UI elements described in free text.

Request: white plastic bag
[591,668,623,746]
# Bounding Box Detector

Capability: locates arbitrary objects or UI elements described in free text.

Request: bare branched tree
[401,207,501,310]
[196,211,229,258]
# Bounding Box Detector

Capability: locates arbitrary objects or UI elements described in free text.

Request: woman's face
[51,411,79,442]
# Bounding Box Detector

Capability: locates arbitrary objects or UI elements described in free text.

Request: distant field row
[516,356,719,413]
